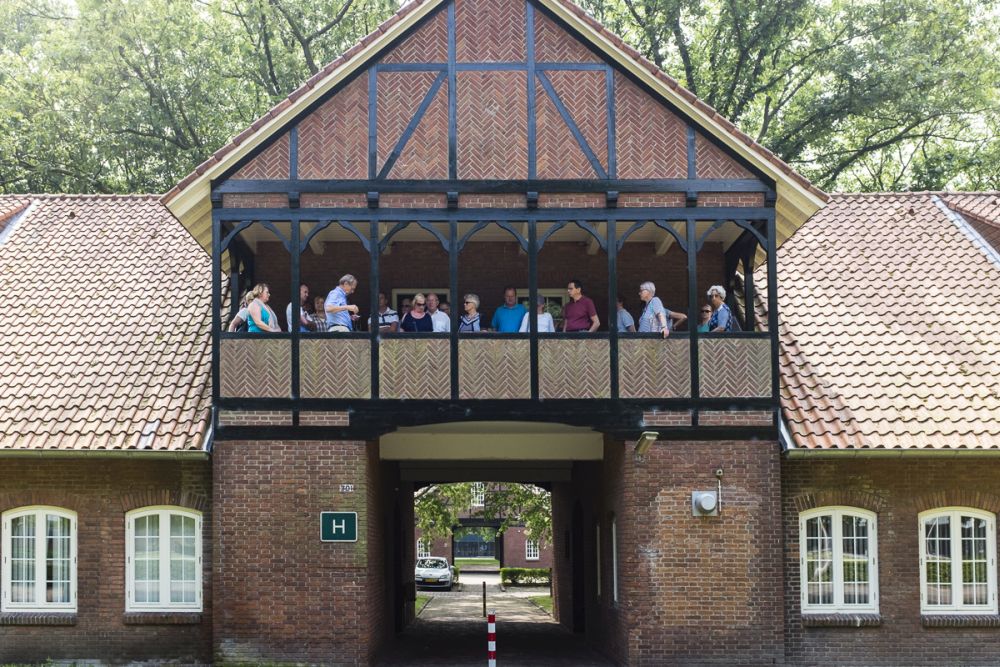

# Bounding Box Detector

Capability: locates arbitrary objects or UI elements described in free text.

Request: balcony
[212,203,778,438]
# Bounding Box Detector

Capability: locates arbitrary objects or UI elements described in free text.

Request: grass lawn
[454,557,500,568]
[415,594,432,616]
[529,595,553,615]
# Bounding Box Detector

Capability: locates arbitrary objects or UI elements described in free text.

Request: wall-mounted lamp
[634,431,659,457]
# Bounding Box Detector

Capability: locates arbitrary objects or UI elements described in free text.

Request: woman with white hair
[706,285,734,332]
[637,281,686,338]
[458,293,482,332]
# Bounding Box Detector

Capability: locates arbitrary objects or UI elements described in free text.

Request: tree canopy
[415,482,552,543]
[0,0,997,194]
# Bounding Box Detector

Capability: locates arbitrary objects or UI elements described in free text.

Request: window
[919,508,997,614]
[471,482,485,508]
[611,516,618,603]
[1,506,77,612]
[126,507,202,612]
[417,539,431,558]
[525,539,540,561]
[799,507,879,613]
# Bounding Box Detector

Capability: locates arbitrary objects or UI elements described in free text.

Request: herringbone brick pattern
[377,71,448,179]
[298,76,368,179]
[538,339,610,399]
[379,339,450,399]
[534,10,601,63]
[380,8,448,63]
[455,0,525,62]
[457,71,528,179]
[458,338,530,399]
[233,133,290,180]
[300,339,371,398]
[390,78,449,180]
[695,133,752,179]
[546,70,608,171]
[619,339,690,398]
[614,72,686,178]
[220,339,290,398]
[699,338,770,398]
[536,79,591,179]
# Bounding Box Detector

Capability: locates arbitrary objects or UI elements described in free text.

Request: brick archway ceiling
[163,0,827,253]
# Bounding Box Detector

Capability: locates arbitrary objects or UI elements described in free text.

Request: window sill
[802,613,881,628]
[0,612,77,626]
[922,614,1000,628]
[123,612,203,625]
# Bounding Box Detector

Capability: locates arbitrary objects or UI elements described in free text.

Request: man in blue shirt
[325,274,360,332]
[490,286,527,332]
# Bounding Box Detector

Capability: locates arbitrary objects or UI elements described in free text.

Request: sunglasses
[701,309,711,313]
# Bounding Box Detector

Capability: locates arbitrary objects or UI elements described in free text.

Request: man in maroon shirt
[562,278,600,332]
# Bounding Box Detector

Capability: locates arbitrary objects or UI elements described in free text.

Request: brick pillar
[599,439,784,665]
[213,439,383,664]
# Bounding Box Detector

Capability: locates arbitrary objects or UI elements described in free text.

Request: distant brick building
[3,0,1000,665]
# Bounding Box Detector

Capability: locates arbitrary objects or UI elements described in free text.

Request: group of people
[229,277,736,336]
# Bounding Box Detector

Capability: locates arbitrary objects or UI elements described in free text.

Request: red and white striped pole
[487,609,497,666]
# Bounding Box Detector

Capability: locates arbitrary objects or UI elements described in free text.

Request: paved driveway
[377,589,613,666]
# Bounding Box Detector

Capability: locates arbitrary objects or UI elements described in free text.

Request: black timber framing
[211,206,779,437]
[209,0,777,194]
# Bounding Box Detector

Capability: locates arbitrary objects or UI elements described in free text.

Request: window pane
[925,516,952,606]
[46,515,72,603]
[805,515,833,605]
[961,516,989,605]
[842,515,870,605]
[169,514,198,603]
[133,514,160,603]
[11,515,36,603]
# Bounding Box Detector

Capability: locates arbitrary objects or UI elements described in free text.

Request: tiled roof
[0,195,212,452]
[774,192,1000,450]
[0,197,32,235]
[941,193,1000,254]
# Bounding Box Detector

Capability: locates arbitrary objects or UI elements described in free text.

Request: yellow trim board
[380,421,603,460]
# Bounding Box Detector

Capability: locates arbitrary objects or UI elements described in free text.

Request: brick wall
[783,457,1000,666]
[0,458,211,664]
[594,438,784,665]
[502,526,553,569]
[212,439,381,664]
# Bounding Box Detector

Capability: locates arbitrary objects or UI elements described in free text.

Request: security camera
[714,468,724,478]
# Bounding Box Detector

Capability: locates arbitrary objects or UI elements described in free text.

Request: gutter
[0,449,209,460]
[785,447,1000,459]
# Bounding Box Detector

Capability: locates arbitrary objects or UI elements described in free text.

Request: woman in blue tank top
[247,283,278,333]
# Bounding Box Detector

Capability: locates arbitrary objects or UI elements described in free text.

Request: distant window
[799,507,878,613]
[525,539,540,560]
[126,507,202,612]
[471,482,485,508]
[920,508,997,614]
[417,539,431,558]
[1,506,77,612]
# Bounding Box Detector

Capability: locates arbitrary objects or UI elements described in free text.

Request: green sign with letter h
[320,512,358,542]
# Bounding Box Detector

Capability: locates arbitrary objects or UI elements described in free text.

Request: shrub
[500,567,551,586]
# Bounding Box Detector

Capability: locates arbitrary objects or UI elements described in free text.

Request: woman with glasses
[637,281,686,338]
[399,293,434,332]
[697,304,712,332]
[459,294,482,332]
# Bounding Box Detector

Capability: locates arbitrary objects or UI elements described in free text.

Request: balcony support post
[766,211,779,426]
[686,218,699,425]
[528,222,539,400]
[607,220,619,399]
[449,219,460,400]
[291,220,301,424]
[211,211,222,427]
[370,219,381,399]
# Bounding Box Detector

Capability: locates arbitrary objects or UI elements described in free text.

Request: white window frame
[1,506,77,612]
[416,538,431,558]
[919,507,997,615]
[799,507,879,613]
[525,538,540,561]
[125,506,203,613]
[470,482,485,508]
[611,516,619,603]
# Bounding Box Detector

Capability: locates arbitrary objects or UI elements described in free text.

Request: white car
[415,557,454,590]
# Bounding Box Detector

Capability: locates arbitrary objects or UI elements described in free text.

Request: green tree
[414,482,552,544]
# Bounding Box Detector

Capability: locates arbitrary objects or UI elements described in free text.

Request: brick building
[2,0,1000,665]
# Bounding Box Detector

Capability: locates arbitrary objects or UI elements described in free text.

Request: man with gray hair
[325,274,360,332]
[706,284,734,332]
